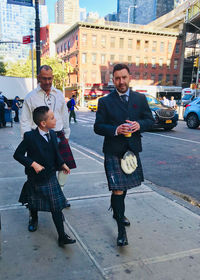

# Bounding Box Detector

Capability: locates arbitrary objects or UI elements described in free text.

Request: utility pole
[35,0,40,75]
[30,28,34,90]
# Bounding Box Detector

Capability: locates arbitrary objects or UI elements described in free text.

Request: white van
[181,88,197,107]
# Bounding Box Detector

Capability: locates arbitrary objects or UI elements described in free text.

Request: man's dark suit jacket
[94,89,154,157]
[13,128,64,181]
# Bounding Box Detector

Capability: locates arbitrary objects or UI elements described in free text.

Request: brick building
[54,21,183,96]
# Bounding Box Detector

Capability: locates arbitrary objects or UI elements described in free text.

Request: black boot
[28,210,38,232]
[112,191,130,226]
[51,211,76,247]
[111,194,128,246]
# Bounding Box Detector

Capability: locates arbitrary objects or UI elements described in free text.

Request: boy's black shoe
[28,218,38,232]
[58,234,76,247]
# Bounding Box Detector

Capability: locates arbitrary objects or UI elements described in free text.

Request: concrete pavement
[1,122,200,280]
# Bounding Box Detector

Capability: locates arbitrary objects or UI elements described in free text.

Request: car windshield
[145,95,161,105]
[182,94,193,100]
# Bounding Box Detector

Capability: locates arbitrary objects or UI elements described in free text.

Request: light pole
[128,4,137,25]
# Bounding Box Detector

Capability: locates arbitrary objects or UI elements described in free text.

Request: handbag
[121,151,138,174]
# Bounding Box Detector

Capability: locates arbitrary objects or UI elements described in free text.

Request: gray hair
[38,65,53,74]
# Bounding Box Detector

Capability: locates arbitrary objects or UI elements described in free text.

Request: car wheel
[186,113,200,129]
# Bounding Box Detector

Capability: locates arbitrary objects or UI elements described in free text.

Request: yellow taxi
[87,97,102,111]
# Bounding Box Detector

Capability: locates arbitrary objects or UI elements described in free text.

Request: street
[71,110,200,204]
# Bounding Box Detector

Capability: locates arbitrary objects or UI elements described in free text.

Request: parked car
[145,94,178,130]
[183,97,200,129]
[87,97,101,111]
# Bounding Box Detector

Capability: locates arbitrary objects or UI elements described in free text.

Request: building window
[175,43,180,53]
[144,40,149,52]
[158,74,163,84]
[83,71,87,83]
[101,36,106,48]
[110,54,115,65]
[109,72,113,82]
[92,53,97,64]
[110,37,115,48]
[152,57,156,68]
[57,47,59,54]
[135,72,140,80]
[166,74,170,84]
[128,39,133,49]
[174,59,179,69]
[82,34,87,46]
[128,56,132,64]
[136,40,141,50]
[173,75,177,85]
[61,45,63,52]
[68,40,70,51]
[167,59,171,69]
[152,41,157,52]
[143,72,148,80]
[159,58,163,68]
[160,42,164,52]
[151,74,156,83]
[101,71,106,83]
[64,43,67,51]
[168,42,172,53]
[91,71,97,83]
[119,38,124,48]
[101,54,106,64]
[119,55,124,62]
[144,57,148,68]
[136,56,140,67]
[76,54,78,64]
[82,53,87,64]
[92,35,97,47]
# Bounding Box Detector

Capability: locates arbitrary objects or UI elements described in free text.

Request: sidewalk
[1,123,200,280]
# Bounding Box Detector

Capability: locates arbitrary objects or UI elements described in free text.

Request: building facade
[55,0,79,25]
[0,0,48,62]
[53,21,182,96]
[117,0,174,25]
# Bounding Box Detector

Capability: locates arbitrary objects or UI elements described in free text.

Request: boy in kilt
[14,106,76,247]
[94,64,154,246]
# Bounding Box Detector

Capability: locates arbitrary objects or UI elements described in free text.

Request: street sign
[23,35,31,44]
[7,0,33,7]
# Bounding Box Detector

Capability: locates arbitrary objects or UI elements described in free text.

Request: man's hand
[62,163,70,174]
[31,161,45,174]
[116,120,140,135]
[126,120,140,133]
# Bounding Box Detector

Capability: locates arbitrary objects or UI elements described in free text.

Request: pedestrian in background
[169,96,177,109]
[0,91,10,128]
[12,96,20,122]
[94,64,154,246]
[20,65,76,208]
[14,106,76,247]
[68,94,79,123]
[161,96,170,106]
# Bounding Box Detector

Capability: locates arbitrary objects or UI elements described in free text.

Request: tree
[0,60,7,76]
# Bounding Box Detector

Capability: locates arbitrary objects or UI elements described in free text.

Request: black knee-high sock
[30,209,38,221]
[111,194,125,234]
[51,211,65,239]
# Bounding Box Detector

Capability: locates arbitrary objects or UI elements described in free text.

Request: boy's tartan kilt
[56,130,76,169]
[19,174,68,212]
[104,153,144,191]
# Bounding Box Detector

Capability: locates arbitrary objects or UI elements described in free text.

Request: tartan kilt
[104,153,144,191]
[56,130,76,169]
[19,174,68,212]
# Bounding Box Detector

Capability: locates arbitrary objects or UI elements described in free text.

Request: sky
[46,0,117,23]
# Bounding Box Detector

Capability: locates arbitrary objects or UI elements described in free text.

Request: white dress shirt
[20,85,70,138]
[38,127,50,142]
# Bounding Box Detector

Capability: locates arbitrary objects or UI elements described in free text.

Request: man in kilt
[94,64,154,246]
[20,65,76,207]
[14,106,76,246]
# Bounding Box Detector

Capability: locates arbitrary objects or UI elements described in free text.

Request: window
[92,53,97,64]
[101,71,106,83]
[110,55,115,65]
[144,57,148,68]
[175,43,180,53]
[119,38,124,48]
[167,59,171,69]
[101,54,106,64]
[143,72,148,80]
[76,54,78,64]
[152,57,156,68]
[136,56,140,67]
[168,42,172,53]
[64,43,67,51]
[174,59,179,69]
[160,42,164,52]
[151,74,156,83]
[110,37,115,48]
[159,58,163,68]
[173,74,177,85]
[83,71,88,83]
[135,72,140,80]
[82,34,87,46]
[166,74,170,83]
[144,40,149,52]
[68,40,70,51]
[128,39,133,49]
[92,35,97,47]
[158,74,163,84]
[101,36,106,48]
[82,53,87,64]
[61,45,63,52]
[57,47,59,54]
[152,41,157,52]
[109,72,113,82]
[91,71,97,82]
[119,55,124,62]
[136,40,141,50]
[128,56,132,64]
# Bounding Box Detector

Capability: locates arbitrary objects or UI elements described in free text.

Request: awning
[84,89,110,96]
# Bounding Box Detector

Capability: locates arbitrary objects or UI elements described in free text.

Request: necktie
[45,133,50,142]
[120,94,128,103]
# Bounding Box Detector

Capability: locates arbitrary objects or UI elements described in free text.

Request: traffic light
[194,57,199,68]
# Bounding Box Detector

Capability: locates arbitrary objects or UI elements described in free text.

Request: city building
[53,21,183,97]
[104,13,118,22]
[55,0,79,25]
[117,0,174,25]
[0,0,48,62]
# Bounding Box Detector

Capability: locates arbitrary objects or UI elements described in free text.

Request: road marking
[71,141,104,161]
[146,132,200,144]
[104,248,200,274]
[71,171,105,175]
